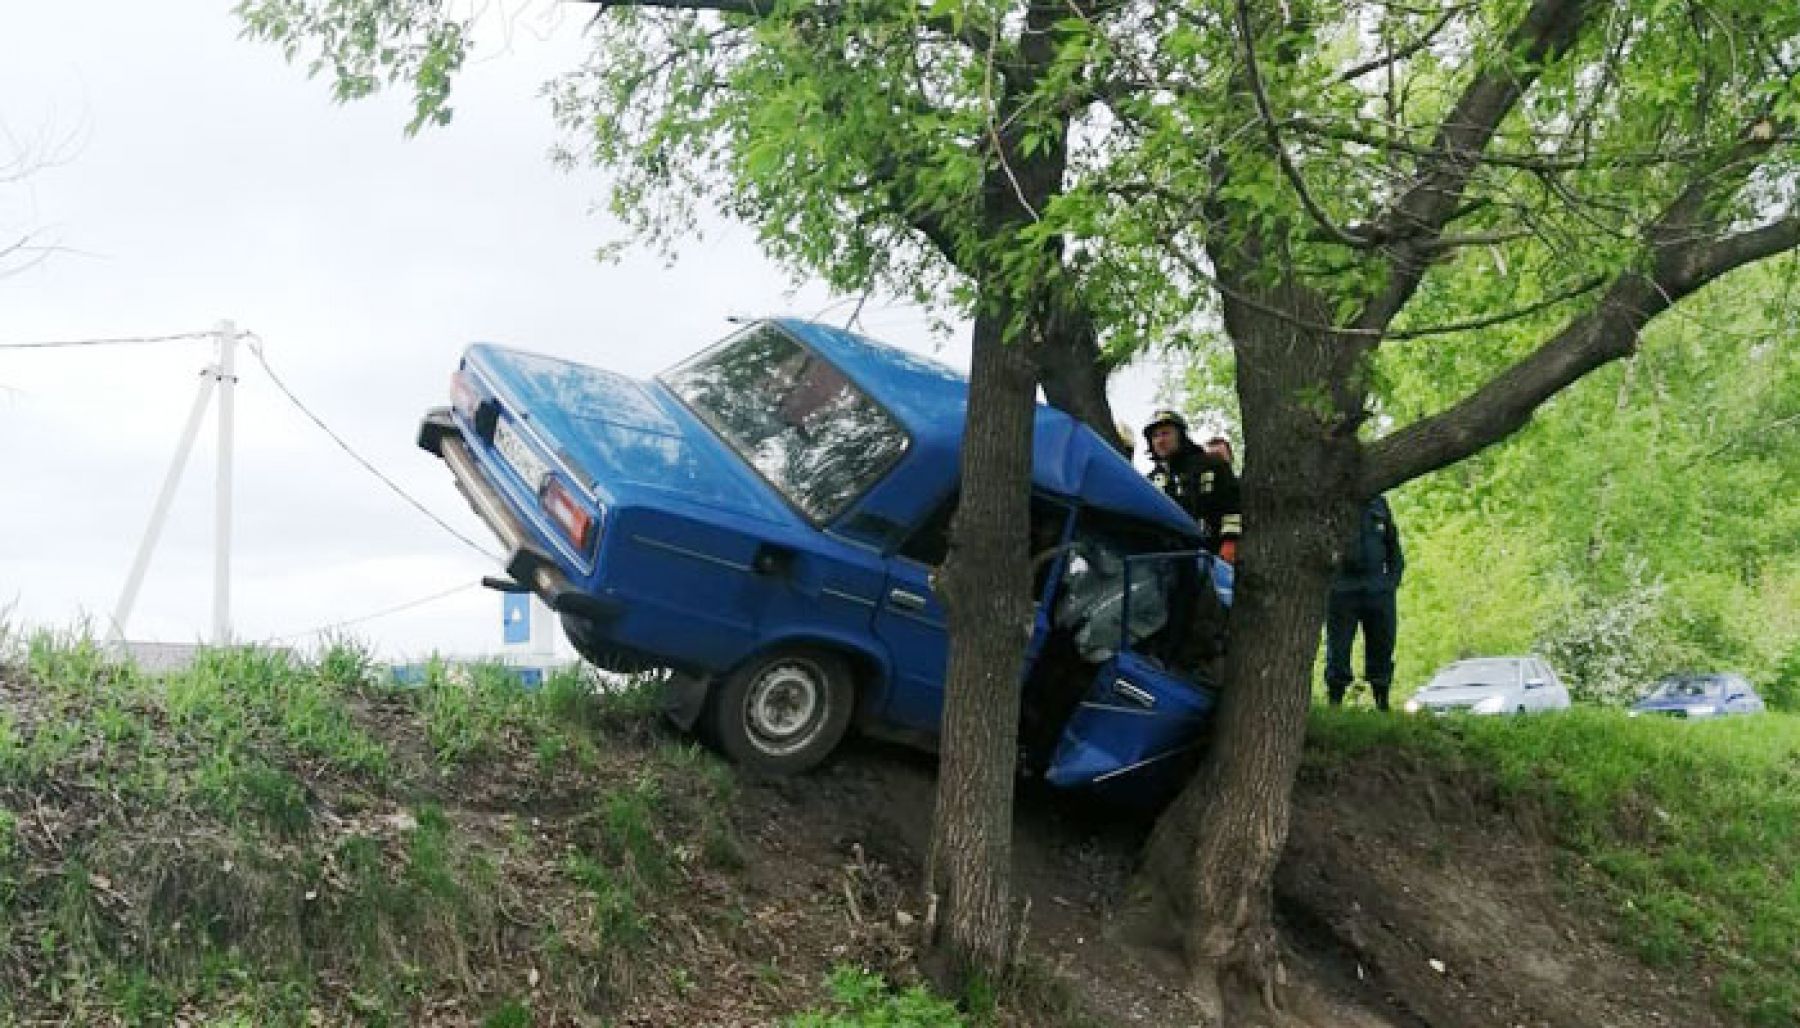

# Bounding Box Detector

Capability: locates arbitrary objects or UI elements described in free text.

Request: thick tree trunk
[925,302,1038,978]
[1144,287,1364,1004]
[1034,300,1119,446]
[922,0,1075,984]
[1142,493,1346,979]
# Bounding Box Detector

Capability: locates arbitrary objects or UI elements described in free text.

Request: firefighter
[1324,495,1405,711]
[1143,409,1242,563]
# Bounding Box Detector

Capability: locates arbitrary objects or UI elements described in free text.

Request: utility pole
[212,320,236,645]
[108,320,239,648]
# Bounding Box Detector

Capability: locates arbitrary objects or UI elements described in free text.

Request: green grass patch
[0,630,756,1025]
[411,658,669,771]
[788,967,967,1027]
[1307,707,1800,1026]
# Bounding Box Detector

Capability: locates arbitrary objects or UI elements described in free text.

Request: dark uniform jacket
[1333,495,1404,593]
[1147,443,1242,553]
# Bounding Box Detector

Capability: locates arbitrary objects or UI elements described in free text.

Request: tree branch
[1233,0,1375,249]
[1286,116,1795,175]
[1361,208,1800,495]
[1334,6,1462,84]
[1350,0,1598,336]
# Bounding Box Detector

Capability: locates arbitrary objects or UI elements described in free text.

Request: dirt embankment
[756,738,1728,1028]
[0,658,1730,1027]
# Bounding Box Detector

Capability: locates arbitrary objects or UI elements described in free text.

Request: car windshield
[1428,660,1521,690]
[1649,676,1722,699]
[660,325,909,522]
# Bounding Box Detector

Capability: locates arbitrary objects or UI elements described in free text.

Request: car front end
[1403,688,1517,716]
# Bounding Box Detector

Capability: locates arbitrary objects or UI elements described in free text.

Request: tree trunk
[1144,287,1364,1001]
[925,301,1038,979]
[1034,299,1119,447]
[922,0,1076,984]
[1141,494,1344,979]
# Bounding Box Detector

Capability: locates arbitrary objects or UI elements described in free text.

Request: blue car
[418,319,1228,790]
[1628,673,1766,719]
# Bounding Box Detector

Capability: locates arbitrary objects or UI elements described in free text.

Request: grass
[0,628,739,1025]
[788,967,969,1027]
[1307,706,1800,1027]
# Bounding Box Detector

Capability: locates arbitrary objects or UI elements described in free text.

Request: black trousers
[1324,588,1397,709]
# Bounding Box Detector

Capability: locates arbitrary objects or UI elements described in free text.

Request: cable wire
[0,330,215,351]
[258,580,485,644]
[242,333,504,562]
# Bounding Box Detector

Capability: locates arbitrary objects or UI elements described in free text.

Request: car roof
[774,319,1202,540]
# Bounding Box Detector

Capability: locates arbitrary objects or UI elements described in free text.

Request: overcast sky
[0,2,1170,660]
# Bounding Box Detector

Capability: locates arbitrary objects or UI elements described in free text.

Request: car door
[1043,550,1219,789]
[870,555,948,733]
[1044,649,1218,790]
[869,496,1074,735]
[1531,658,1569,710]
[1723,675,1759,715]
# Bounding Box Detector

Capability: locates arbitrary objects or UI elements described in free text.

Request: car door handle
[888,588,929,612]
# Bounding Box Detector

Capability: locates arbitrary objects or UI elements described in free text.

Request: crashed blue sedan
[419,319,1227,790]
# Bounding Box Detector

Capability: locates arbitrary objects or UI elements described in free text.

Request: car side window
[898,497,956,567]
[896,495,1072,579]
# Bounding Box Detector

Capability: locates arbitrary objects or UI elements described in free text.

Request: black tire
[707,647,853,775]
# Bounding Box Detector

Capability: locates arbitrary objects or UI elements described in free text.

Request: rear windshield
[660,325,909,522]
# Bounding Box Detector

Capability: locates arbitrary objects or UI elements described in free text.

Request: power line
[258,580,485,644]
[0,330,215,351]
[242,333,504,563]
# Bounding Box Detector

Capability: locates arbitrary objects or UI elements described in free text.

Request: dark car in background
[418,318,1232,793]
[1629,673,1766,719]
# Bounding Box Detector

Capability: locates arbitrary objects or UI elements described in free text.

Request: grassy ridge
[0,630,738,1025]
[1307,708,1800,1027]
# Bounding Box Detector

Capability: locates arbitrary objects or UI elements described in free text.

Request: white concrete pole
[110,366,219,644]
[212,321,236,645]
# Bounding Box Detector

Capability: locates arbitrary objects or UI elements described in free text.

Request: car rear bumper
[418,408,621,624]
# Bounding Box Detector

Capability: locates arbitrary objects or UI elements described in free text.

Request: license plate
[494,419,550,491]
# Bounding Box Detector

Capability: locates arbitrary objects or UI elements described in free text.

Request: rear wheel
[708,647,853,775]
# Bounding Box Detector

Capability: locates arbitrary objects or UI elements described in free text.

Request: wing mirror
[1524,677,1545,690]
[1727,692,1746,702]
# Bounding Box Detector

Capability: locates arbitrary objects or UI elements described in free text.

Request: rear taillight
[540,477,596,550]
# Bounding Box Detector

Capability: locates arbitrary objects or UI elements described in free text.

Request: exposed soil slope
[768,738,1727,1028]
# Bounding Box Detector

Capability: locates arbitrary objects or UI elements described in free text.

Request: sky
[0,2,1172,660]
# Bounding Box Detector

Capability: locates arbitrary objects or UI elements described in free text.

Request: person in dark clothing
[1324,495,1405,710]
[1142,410,1243,562]
[1203,435,1235,468]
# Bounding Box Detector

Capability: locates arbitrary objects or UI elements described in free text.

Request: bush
[1537,558,1680,704]
[1764,644,1800,713]
[787,968,966,1028]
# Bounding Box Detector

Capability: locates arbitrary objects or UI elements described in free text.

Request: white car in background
[1404,656,1572,716]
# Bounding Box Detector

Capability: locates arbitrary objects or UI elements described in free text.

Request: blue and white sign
[502,592,531,646]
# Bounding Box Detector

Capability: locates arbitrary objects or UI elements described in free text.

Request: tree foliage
[1398,260,1798,704]
[1182,256,1800,707]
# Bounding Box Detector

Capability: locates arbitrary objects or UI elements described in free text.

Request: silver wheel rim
[744,660,827,757]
